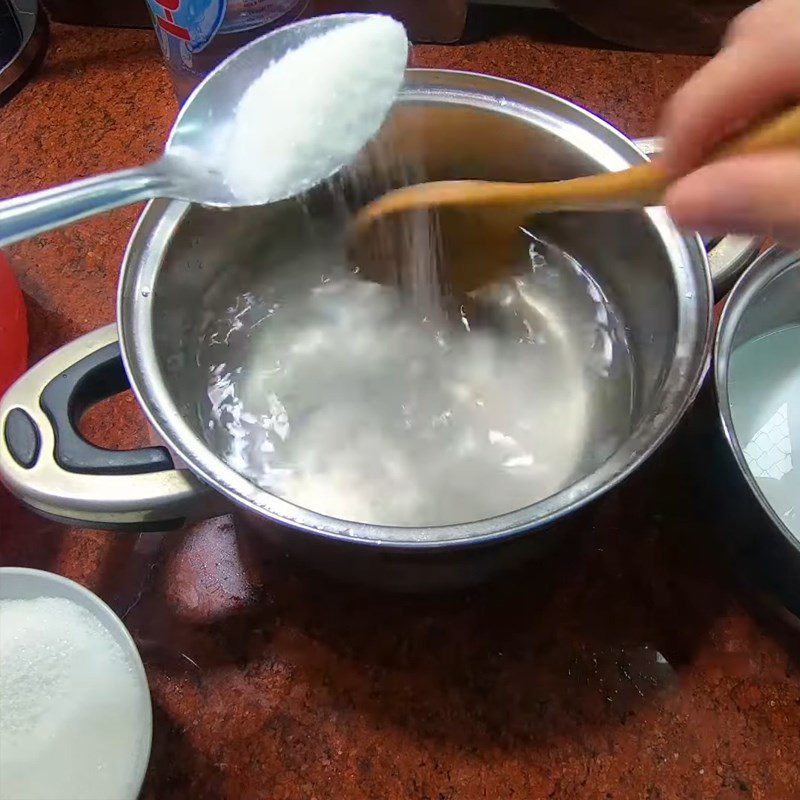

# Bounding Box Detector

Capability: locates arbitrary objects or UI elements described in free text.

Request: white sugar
[223,15,408,204]
[0,597,148,800]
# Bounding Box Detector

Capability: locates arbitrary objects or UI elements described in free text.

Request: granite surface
[1,10,799,800]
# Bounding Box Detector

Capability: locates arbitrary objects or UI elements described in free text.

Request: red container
[0,253,28,398]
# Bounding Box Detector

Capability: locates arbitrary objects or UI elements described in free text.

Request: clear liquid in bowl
[728,324,800,538]
[196,215,635,529]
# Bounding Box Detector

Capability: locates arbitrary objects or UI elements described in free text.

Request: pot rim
[714,244,800,554]
[118,68,714,549]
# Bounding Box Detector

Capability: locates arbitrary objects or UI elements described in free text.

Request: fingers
[664,152,800,246]
[660,40,800,176]
[721,0,798,47]
[661,0,800,245]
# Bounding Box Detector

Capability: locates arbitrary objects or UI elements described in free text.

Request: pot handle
[633,137,662,158]
[634,136,764,301]
[0,324,222,531]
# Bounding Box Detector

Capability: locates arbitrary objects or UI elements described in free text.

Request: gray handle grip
[0,163,171,248]
[0,325,222,531]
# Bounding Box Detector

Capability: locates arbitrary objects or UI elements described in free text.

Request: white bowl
[0,567,153,799]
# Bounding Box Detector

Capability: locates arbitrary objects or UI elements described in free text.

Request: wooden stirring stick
[351,104,800,297]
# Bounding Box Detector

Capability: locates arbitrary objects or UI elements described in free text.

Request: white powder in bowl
[0,597,149,800]
[223,15,408,204]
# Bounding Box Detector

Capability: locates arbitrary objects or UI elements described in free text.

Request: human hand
[661,0,800,245]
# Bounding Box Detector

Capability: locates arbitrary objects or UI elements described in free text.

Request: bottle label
[147,0,301,52]
[147,0,226,52]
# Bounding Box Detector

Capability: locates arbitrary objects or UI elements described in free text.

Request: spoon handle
[359,104,800,223]
[0,162,174,248]
[484,103,800,210]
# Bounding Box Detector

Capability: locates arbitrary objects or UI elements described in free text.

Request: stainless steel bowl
[712,247,800,614]
[0,70,714,589]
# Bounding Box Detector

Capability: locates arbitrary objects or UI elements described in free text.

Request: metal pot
[0,70,716,589]
[0,0,48,104]
[711,247,800,615]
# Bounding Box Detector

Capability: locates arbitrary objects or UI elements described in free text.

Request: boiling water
[198,223,634,528]
[728,324,800,538]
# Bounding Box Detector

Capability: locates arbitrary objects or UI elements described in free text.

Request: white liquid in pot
[197,225,635,528]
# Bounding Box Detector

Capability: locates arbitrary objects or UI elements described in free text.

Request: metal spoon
[0,13,387,248]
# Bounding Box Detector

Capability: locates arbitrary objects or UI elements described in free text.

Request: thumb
[664,152,800,246]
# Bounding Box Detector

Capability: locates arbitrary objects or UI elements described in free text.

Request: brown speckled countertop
[2,9,800,800]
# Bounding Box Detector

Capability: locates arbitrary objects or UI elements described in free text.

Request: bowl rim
[0,566,153,799]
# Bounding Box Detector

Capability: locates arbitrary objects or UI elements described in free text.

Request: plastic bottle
[146,0,311,102]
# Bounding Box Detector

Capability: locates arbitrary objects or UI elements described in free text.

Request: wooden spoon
[350,104,800,297]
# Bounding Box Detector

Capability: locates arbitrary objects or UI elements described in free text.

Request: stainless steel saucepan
[0,70,720,590]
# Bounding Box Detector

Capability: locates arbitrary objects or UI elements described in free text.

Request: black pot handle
[0,325,221,531]
[37,339,172,475]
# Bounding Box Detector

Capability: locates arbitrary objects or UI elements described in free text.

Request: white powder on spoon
[0,597,149,800]
[223,15,409,204]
